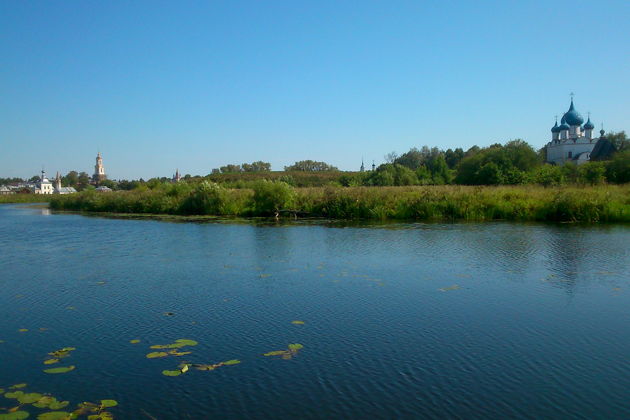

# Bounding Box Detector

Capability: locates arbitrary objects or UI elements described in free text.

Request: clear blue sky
[1,0,629,179]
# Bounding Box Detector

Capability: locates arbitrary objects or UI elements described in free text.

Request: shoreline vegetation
[43,183,630,223]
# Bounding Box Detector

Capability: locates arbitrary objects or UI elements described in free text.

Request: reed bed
[48,182,630,223]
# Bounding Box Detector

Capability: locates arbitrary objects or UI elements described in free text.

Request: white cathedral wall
[547,142,596,165]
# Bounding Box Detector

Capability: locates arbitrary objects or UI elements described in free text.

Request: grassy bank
[0,194,54,204]
[49,182,630,223]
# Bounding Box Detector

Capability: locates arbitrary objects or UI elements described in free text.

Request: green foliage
[251,180,296,214]
[605,131,629,151]
[578,162,606,185]
[455,140,540,185]
[605,150,630,183]
[284,160,338,172]
[180,182,228,215]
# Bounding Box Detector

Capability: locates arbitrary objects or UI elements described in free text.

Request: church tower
[92,152,107,184]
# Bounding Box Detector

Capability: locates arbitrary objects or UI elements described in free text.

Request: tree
[445,148,464,169]
[454,140,539,185]
[605,131,629,151]
[605,150,630,183]
[241,161,271,172]
[384,151,399,164]
[219,164,243,173]
[394,148,424,169]
[63,171,79,187]
[77,172,90,189]
[284,160,338,172]
[578,162,606,185]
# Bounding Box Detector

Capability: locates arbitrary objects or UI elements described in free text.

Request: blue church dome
[551,121,561,133]
[584,117,594,130]
[563,99,584,126]
[558,121,570,131]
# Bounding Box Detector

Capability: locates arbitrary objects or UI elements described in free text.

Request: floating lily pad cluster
[43,348,76,374]
[263,343,304,360]
[162,359,241,377]
[146,339,197,359]
[1,383,117,419]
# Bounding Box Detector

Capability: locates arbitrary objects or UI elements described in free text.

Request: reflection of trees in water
[541,224,626,294]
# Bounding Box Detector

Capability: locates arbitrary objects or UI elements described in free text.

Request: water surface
[1,205,629,419]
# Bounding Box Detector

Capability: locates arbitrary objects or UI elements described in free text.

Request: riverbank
[0,194,54,204]
[47,183,630,223]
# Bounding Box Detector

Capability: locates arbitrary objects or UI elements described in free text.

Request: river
[1,204,629,419]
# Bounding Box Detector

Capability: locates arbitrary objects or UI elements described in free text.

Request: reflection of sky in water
[0,205,629,419]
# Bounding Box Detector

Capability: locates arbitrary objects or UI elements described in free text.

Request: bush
[251,180,296,215]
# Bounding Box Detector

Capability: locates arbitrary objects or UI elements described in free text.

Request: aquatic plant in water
[161,359,241,377]
[263,344,304,360]
[1,384,117,419]
[42,348,76,374]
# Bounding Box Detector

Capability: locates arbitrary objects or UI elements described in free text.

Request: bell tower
[92,152,107,183]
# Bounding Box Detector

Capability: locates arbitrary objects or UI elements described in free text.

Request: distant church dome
[558,121,570,131]
[583,117,594,130]
[551,121,561,133]
[563,99,584,126]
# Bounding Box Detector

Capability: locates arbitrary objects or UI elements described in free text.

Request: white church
[545,98,602,165]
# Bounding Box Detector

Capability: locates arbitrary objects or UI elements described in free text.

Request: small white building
[546,99,599,165]
[34,170,54,194]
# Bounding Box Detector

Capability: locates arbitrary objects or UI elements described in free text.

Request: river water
[1,204,629,419]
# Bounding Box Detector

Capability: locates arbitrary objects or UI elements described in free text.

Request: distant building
[92,152,107,184]
[360,159,365,172]
[546,98,600,165]
[172,169,181,183]
[95,186,112,192]
[54,172,77,194]
[34,170,54,194]
[0,186,14,195]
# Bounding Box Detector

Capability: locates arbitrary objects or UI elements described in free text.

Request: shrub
[251,180,296,215]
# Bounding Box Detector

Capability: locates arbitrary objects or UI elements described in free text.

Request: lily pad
[43,365,75,374]
[438,285,460,292]
[129,339,141,344]
[9,384,27,390]
[99,400,117,408]
[36,412,71,420]
[291,320,305,325]
[47,401,69,410]
[87,413,113,420]
[168,350,191,357]
[161,370,182,377]
[18,329,28,333]
[18,392,43,404]
[0,411,30,420]
[32,396,54,408]
[44,359,60,365]
[174,339,198,346]
[288,343,304,351]
[4,391,25,399]
[263,350,287,356]
[146,352,168,359]
[223,359,241,365]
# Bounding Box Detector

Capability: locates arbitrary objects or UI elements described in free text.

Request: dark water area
[1,204,629,419]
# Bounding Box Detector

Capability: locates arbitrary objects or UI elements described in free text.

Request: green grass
[0,194,55,204]
[49,183,630,223]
